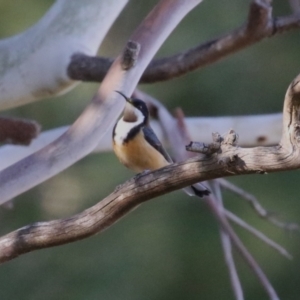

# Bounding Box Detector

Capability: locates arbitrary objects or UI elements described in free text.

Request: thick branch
[0,0,128,110]
[68,1,300,83]
[0,73,300,263]
[0,112,281,172]
[0,133,296,263]
[0,0,203,206]
[141,91,285,298]
[0,139,294,262]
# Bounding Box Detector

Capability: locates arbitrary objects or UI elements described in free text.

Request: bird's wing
[143,126,173,163]
[143,126,210,197]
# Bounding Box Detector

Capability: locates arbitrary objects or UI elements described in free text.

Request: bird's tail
[183,182,210,198]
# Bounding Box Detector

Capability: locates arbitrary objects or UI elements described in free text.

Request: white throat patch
[114,107,144,145]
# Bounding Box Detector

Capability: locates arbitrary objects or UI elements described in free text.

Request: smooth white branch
[0,0,128,109]
[0,0,203,205]
[0,113,282,171]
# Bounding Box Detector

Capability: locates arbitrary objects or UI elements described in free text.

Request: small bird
[112,91,210,197]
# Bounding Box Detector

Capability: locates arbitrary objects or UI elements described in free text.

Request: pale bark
[0,0,203,205]
[0,113,281,171]
[0,0,128,109]
[0,72,299,267]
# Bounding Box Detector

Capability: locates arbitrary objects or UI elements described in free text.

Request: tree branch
[203,194,280,300]
[225,210,293,260]
[0,117,40,145]
[0,72,299,266]
[0,112,281,172]
[0,0,128,110]
[211,181,244,300]
[141,91,281,299]
[0,0,203,206]
[219,178,300,231]
[68,0,300,83]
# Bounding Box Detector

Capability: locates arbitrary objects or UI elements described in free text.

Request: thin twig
[218,178,300,232]
[225,209,293,260]
[204,194,280,300]
[212,181,244,300]
[174,103,278,300]
[219,178,270,217]
[143,91,280,299]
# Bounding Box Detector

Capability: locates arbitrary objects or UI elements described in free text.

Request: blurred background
[0,0,299,299]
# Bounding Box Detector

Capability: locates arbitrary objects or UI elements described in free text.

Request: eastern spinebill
[112,91,210,197]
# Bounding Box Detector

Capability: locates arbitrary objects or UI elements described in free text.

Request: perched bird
[112,91,210,197]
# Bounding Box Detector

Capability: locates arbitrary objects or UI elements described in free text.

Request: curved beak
[115,91,137,122]
[115,91,132,104]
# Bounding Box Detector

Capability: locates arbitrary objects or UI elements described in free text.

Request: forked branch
[68,0,300,83]
[0,73,299,264]
[0,0,203,206]
[140,90,284,300]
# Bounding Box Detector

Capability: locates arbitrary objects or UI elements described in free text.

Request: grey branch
[0,72,299,265]
[225,210,293,260]
[144,91,280,300]
[68,0,300,83]
[219,178,300,232]
[0,0,203,205]
[204,194,279,300]
[212,182,244,300]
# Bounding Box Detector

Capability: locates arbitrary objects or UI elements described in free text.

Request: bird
[112,91,210,197]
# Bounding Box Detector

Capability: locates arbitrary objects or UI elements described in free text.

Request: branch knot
[121,40,141,70]
[223,129,239,146]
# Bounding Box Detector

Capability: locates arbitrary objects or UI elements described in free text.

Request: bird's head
[116,91,149,124]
